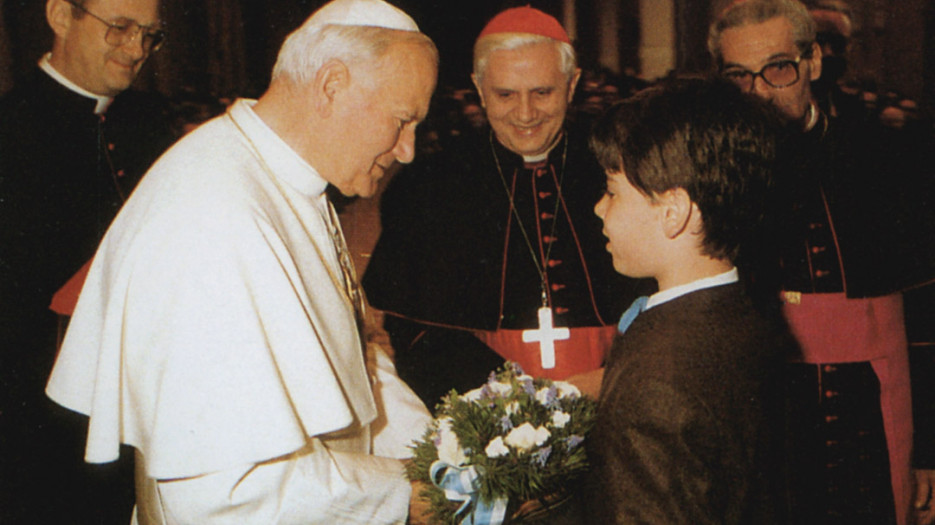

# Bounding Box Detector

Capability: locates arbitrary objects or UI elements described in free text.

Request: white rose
[461,387,484,402]
[554,381,580,399]
[485,436,510,458]
[487,381,513,396]
[504,422,551,452]
[436,417,467,466]
[535,387,554,406]
[505,401,520,416]
[551,411,571,428]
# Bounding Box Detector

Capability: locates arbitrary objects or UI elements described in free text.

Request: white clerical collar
[645,267,739,310]
[227,98,328,198]
[523,152,549,164]
[520,132,564,164]
[39,53,113,114]
[803,101,819,132]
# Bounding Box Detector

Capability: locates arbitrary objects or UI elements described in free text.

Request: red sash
[782,291,911,525]
[475,325,616,379]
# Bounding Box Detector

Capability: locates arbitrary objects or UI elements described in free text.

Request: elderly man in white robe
[45,0,439,523]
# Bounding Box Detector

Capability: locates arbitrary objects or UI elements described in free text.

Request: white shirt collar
[39,53,113,114]
[227,98,328,199]
[645,267,739,310]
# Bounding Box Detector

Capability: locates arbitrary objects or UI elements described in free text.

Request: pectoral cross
[522,306,570,369]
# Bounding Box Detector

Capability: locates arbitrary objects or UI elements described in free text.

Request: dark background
[1,0,933,115]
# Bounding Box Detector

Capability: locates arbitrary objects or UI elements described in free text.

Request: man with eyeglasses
[709,1,935,525]
[0,0,175,522]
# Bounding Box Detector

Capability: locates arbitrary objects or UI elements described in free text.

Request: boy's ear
[660,188,693,239]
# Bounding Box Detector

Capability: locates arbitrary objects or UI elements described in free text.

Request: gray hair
[708,0,816,67]
[473,33,576,85]
[272,22,437,86]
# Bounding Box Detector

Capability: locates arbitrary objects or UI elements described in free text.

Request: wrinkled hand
[915,469,935,525]
[565,368,604,399]
[408,479,432,525]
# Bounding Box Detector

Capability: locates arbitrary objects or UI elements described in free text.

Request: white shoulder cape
[47,100,380,480]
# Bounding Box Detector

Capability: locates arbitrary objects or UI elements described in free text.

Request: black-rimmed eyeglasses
[720,55,807,92]
[65,0,166,53]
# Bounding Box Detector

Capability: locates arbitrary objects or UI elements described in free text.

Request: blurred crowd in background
[167,62,933,157]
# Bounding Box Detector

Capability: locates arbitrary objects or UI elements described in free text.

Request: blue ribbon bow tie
[617,296,649,334]
[430,460,509,525]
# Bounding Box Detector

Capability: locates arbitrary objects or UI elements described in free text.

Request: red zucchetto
[477,5,571,43]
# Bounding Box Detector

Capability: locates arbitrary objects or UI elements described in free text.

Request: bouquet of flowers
[407,362,598,524]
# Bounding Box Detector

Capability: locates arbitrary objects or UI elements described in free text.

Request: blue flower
[535,385,558,407]
[564,435,584,451]
[499,415,514,433]
[521,377,536,396]
[532,446,552,467]
[479,384,492,400]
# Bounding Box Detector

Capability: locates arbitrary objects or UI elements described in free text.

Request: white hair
[272,23,436,86]
[473,33,577,85]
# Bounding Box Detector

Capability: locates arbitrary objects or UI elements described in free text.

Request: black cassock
[751,109,935,524]
[0,67,176,524]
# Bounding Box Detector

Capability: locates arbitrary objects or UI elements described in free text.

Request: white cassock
[46,99,432,524]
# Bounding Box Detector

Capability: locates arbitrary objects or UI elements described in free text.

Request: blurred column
[638,0,675,81]
[572,0,640,76]
[924,1,934,115]
[147,1,249,98]
[881,0,924,100]
[596,0,621,74]
[676,1,715,75]
[562,0,577,44]
[0,1,12,96]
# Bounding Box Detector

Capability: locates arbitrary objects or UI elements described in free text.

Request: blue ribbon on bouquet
[430,460,509,525]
